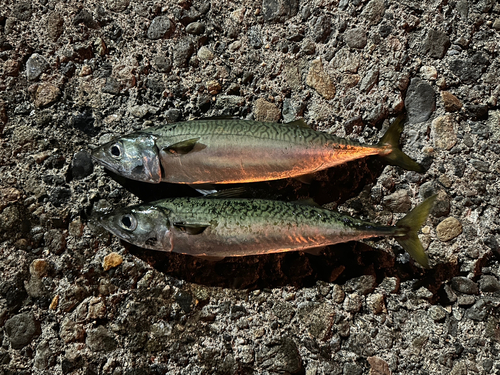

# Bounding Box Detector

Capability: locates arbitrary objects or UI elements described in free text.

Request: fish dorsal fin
[164,138,206,155]
[291,198,321,207]
[203,115,240,120]
[285,118,310,129]
[173,222,210,235]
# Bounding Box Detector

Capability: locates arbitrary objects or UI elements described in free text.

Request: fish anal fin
[164,138,206,155]
[173,222,210,235]
[286,118,310,129]
[291,198,321,207]
[294,173,316,184]
[195,254,226,262]
[302,247,326,256]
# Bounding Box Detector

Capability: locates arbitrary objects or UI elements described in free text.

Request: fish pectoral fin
[164,138,206,155]
[301,247,326,256]
[286,118,310,129]
[173,222,210,235]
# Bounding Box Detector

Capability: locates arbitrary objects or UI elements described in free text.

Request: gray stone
[26,53,49,81]
[71,151,93,180]
[343,362,363,375]
[153,55,172,73]
[147,16,175,40]
[5,312,40,349]
[382,190,411,213]
[301,38,316,55]
[34,340,56,369]
[471,159,490,173]
[186,22,205,35]
[261,337,303,373]
[47,12,64,41]
[422,29,451,58]
[173,39,195,68]
[86,326,117,352]
[73,9,99,29]
[312,15,331,43]
[479,275,500,292]
[297,302,335,340]
[248,26,263,49]
[449,53,489,83]
[359,67,379,92]
[405,78,435,123]
[344,293,362,313]
[429,305,447,322]
[344,275,376,295]
[106,0,130,12]
[451,276,479,295]
[14,2,32,21]
[361,0,385,25]
[344,28,367,49]
[467,299,490,321]
[262,0,299,23]
[102,77,121,94]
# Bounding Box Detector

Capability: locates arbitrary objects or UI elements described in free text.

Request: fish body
[100,195,437,267]
[91,116,424,184]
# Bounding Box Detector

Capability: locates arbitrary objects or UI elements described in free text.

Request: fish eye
[110,144,122,158]
[120,214,137,231]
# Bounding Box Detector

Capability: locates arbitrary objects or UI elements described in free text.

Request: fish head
[91,134,161,183]
[100,204,172,251]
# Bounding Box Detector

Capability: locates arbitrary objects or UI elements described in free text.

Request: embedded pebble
[29,259,49,279]
[262,0,299,22]
[197,46,214,61]
[26,54,49,81]
[5,312,40,349]
[429,305,447,322]
[479,275,500,292]
[432,115,457,150]
[306,59,335,100]
[106,0,130,12]
[436,217,462,241]
[382,190,411,213]
[103,252,123,271]
[344,28,367,49]
[451,277,479,295]
[441,91,462,112]
[422,29,451,58]
[71,151,94,180]
[173,39,195,68]
[186,22,205,35]
[254,98,281,122]
[361,0,385,25]
[34,83,61,108]
[86,326,118,352]
[147,16,175,40]
[405,78,435,123]
[359,68,379,92]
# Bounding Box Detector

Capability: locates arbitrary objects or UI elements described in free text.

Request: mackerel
[91,116,424,184]
[100,195,437,268]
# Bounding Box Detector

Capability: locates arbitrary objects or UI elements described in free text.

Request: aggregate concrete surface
[1,0,500,374]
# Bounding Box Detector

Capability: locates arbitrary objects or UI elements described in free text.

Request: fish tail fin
[377,114,426,173]
[393,195,437,268]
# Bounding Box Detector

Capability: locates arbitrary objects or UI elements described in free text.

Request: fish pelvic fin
[394,195,437,269]
[377,114,426,173]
